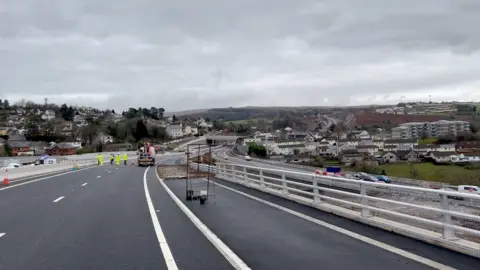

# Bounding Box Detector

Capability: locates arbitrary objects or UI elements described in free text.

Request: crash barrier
[0,160,98,182]
[227,150,458,189]
[214,162,480,259]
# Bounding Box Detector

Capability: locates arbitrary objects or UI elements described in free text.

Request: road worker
[97,154,103,166]
[110,154,115,165]
[123,152,128,165]
[115,154,121,166]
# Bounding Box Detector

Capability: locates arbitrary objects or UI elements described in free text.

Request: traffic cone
[3,168,9,186]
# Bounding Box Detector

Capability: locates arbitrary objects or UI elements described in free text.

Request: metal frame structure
[185,143,215,204]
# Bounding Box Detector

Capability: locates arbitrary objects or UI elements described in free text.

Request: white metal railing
[214,162,480,258]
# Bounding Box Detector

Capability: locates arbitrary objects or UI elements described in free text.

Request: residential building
[28,141,48,155]
[392,120,470,139]
[8,141,32,156]
[41,110,56,121]
[95,132,113,144]
[45,143,77,155]
[167,124,183,138]
[183,126,198,136]
[0,127,8,136]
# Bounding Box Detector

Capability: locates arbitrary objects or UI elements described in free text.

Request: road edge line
[154,167,251,270]
[143,167,178,270]
[209,179,457,270]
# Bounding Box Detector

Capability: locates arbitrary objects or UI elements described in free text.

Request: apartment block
[391,120,470,139]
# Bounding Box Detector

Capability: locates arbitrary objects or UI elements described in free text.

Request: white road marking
[108,171,112,174]
[210,180,456,270]
[0,167,95,192]
[82,183,88,187]
[53,196,65,203]
[155,171,250,270]
[97,176,101,178]
[0,233,5,238]
[143,167,178,270]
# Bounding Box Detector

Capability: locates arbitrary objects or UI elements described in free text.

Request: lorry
[137,153,155,167]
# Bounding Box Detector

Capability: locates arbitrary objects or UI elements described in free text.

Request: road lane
[163,177,469,270]
[0,165,168,270]
[146,166,235,270]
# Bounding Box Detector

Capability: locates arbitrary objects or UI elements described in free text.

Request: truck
[137,153,155,167]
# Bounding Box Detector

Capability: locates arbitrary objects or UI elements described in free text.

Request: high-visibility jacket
[123,153,128,160]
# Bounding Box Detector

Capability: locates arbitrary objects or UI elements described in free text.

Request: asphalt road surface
[0,155,478,270]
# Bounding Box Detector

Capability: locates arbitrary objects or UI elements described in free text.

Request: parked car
[374,175,391,183]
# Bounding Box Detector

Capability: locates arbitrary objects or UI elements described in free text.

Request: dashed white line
[97,176,101,178]
[143,167,178,270]
[53,196,65,203]
[155,170,250,270]
[108,171,112,174]
[210,179,456,270]
[0,233,5,238]
[82,183,88,187]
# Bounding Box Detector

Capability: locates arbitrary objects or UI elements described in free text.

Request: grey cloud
[1,0,480,112]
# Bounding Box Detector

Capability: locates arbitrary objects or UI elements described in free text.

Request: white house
[96,132,113,144]
[183,126,198,136]
[167,124,183,138]
[41,110,56,121]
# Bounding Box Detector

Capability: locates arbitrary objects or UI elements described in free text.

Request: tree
[158,108,165,119]
[112,109,116,114]
[3,99,10,109]
[133,120,149,142]
[172,114,177,123]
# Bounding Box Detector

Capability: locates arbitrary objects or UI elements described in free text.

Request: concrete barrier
[1,160,97,181]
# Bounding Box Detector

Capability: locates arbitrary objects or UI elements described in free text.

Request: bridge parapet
[211,162,480,259]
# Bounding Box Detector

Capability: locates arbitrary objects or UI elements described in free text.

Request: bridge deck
[163,177,478,270]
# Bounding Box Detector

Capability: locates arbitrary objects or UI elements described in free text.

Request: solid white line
[53,196,65,203]
[210,180,456,270]
[82,183,88,187]
[0,233,5,238]
[143,167,178,270]
[155,170,251,270]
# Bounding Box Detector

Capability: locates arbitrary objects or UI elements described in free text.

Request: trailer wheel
[200,197,206,204]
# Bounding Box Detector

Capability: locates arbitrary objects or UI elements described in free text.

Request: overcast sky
[1,0,480,112]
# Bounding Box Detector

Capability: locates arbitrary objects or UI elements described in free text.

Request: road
[0,154,478,269]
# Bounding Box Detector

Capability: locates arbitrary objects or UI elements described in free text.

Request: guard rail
[227,150,456,189]
[214,162,480,258]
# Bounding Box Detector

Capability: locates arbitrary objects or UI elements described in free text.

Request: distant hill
[163,109,209,117]
[173,105,394,122]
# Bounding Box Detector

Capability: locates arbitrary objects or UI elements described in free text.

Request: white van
[244,155,252,161]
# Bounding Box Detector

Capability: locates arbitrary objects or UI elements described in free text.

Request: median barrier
[214,162,480,259]
[0,160,97,181]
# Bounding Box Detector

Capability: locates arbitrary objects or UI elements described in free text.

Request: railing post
[441,194,456,240]
[243,166,248,186]
[312,175,321,204]
[282,172,288,195]
[360,183,371,217]
[259,169,265,190]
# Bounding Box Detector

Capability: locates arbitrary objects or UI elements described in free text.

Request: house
[357,145,379,155]
[457,141,480,151]
[414,144,441,155]
[28,141,48,155]
[383,150,419,163]
[8,141,33,156]
[8,134,27,141]
[275,143,308,155]
[428,151,457,163]
[340,153,363,166]
[95,132,113,144]
[450,152,480,163]
[183,126,198,136]
[0,127,8,136]
[384,139,418,147]
[45,143,77,155]
[41,110,56,121]
[167,124,183,138]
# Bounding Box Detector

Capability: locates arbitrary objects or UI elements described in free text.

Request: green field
[377,163,480,185]
[418,138,437,144]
